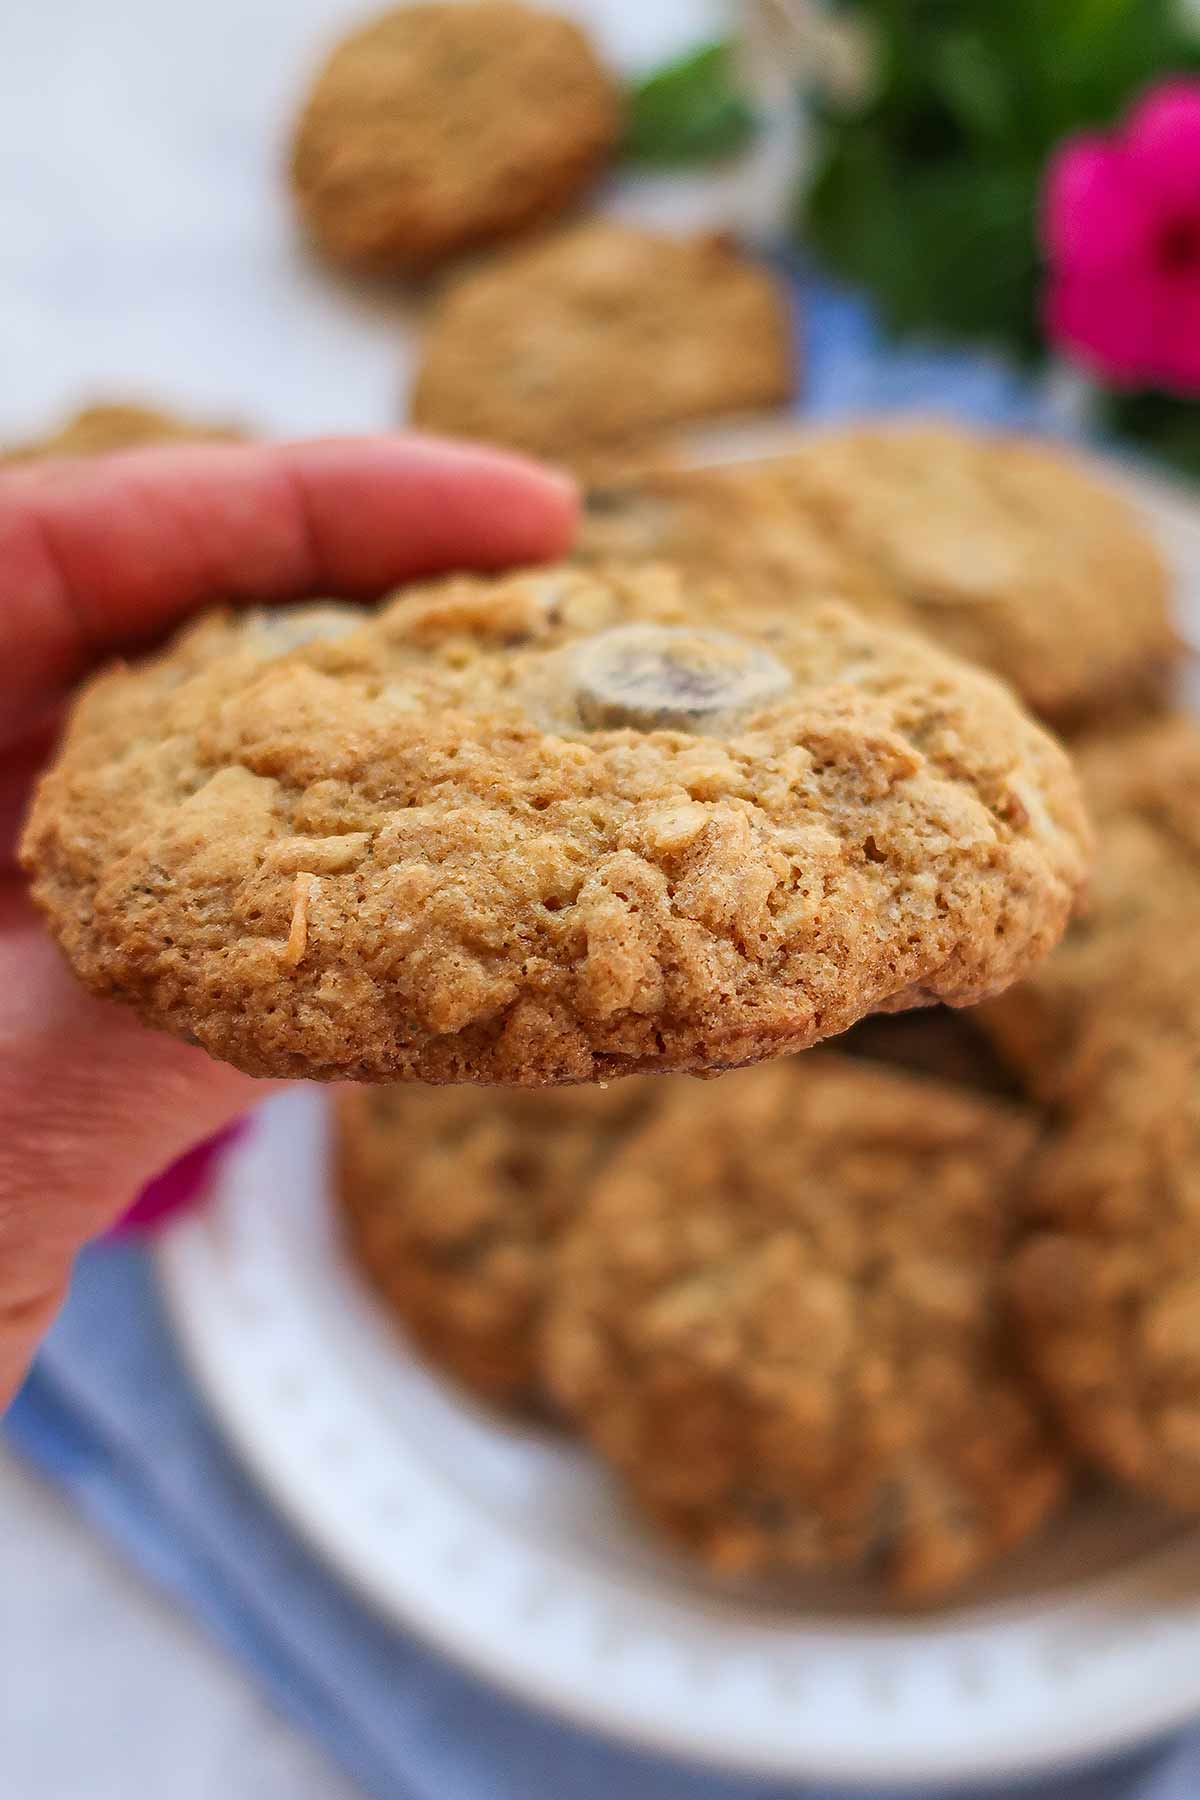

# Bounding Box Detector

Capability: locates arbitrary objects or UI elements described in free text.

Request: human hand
[0,433,576,1406]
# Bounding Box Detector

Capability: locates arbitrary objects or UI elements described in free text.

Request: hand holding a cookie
[0,433,576,1407]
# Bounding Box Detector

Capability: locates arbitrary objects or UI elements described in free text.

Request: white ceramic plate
[158,470,1200,1788]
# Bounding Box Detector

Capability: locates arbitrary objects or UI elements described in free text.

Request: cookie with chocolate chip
[543,1055,1064,1599]
[22,563,1088,1083]
[578,423,1177,728]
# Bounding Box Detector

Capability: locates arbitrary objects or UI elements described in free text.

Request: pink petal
[1042,137,1147,271]
[109,1120,248,1238]
[1125,79,1200,213]
[1149,281,1200,393]
[1044,269,1163,386]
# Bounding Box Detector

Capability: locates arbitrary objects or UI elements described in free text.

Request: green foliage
[1104,388,1200,476]
[623,41,757,165]
[806,0,1200,352]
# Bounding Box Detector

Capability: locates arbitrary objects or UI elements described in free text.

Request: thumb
[0,895,278,1405]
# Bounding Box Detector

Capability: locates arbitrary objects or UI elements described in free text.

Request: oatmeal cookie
[22,564,1088,1084]
[4,400,244,461]
[408,222,795,465]
[769,421,1176,728]
[577,460,899,616]
[336,1077,657,1405]
[542,1055,1063,1599]
[980,713,1200,1097]
[1012,965,1200,1510]
[290,3,619,273]
[587,426,1175,728]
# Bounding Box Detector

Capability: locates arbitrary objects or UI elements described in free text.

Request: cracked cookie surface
[290,2,619,272]
[542,1055,1064,1599]
[22,563,1089,1083]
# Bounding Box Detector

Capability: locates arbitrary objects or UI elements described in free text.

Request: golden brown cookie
[980,714,1200,1098]
[22,564,1088,1084]
[577,459,898,615]
[770,422,1177,728]
[4,400,244,461]
[543,1055,1064,1600]
[290,3,619,273]
[409,222,795,465]
[1012,964,1200,1511]
[336,1077,658,1406]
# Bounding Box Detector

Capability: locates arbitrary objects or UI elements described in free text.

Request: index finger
[0,433,577,724]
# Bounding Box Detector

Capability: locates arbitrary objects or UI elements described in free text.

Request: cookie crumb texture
[336,1077,658,1406]
[544,1057,1064,1599]
[290,2,620,272]
[22,565,1089,1084]
[409,221,795,463]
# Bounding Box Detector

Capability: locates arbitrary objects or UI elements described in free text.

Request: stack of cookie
[10,0,1196,1608]
[325,419,1200,1606]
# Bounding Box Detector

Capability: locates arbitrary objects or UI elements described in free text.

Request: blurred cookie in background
[543,1055,1065,1602]
[4,399,246,461]
[980,713,1200,1099]
[290,2,620,275]
[1012,959,1200,1513]
[409,221,795,468]
[583,423,1176,730]
[771,421,1177,731]
[335,1079,659,1409]
[576,459,898,616]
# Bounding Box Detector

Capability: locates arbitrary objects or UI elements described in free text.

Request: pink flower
[1043,80,1200,393]
[108,1120,248,1238]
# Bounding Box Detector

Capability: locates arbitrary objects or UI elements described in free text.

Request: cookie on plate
[336,1077,658,1406]
[769,421,1176,729]
[576,460,900,616]
[980,713,1200,1098]
[408,222,795,465]
[22,564,1089,1084]
[4,400,244,461]
[1012,964,1200,1510]
[543,1055,1064,1599]
[290,2,619,273]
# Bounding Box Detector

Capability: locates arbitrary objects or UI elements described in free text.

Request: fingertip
[385,432,582,565]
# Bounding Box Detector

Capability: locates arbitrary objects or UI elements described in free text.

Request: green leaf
[806,134,1041,350]
[623,40,758,166]
[1104,389,1200,477]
